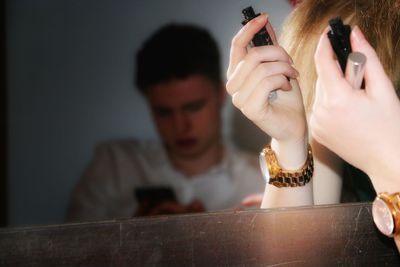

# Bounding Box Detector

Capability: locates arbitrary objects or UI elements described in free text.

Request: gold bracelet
[259,144,313,188]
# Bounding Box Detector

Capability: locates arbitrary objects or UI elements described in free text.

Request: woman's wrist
[270,136,308,170]
[368,166,400,194]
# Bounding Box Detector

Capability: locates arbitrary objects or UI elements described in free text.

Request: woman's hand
[310,26,400,193]
[226,14,308,168]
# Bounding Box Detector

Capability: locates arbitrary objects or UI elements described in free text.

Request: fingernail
[352,26,366,45]
[256,12,268,22]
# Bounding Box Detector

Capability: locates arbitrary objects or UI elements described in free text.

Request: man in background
[66,24,263,222]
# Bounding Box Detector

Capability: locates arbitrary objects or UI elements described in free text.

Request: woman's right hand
[226,14,308,168]
[310,26,400,193]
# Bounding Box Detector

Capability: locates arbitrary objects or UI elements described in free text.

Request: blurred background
[4,0,292,227]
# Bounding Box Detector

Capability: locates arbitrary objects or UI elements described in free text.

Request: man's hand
[135,200,205,217]
[241,194,263,208]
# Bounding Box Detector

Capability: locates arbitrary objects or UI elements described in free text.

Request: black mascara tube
[327,17,352,73]
[241,6,273,47]
[241,6,280,102]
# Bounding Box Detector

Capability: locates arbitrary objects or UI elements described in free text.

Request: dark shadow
[0,0,7,227]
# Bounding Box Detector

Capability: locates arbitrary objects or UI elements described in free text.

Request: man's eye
[153,108,172,118]
[184,101,206,113]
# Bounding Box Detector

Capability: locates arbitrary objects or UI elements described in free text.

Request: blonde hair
[280,0,400,113]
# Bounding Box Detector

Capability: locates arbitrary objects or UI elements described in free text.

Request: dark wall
[1,0,6,227]
[5,0,291,226]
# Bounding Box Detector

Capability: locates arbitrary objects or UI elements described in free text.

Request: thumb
[350,26,393,96]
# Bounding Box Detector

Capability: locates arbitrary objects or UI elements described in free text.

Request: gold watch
[372,192,400,237]
[259,144,313,188]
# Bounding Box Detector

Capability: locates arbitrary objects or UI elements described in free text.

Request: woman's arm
[311,26,400,193]
[227,14,312,207]
[311,25,400,251]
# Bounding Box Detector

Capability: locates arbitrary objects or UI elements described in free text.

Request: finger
[265,19,278,45]
[148,201,185,215]
[240,74,291,120]
[188,200,205,212]
[253,61,299,81]
[350,26,394,96]
[227,45,294,95]
[314,27,349,96]
[241,194,263,207]
[232,61,298,107]
[227,13,268,77]
[134,203,152,216]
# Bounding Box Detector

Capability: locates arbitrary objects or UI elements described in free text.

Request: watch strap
[260,144,313,188]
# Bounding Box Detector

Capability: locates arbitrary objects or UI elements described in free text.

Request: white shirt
[66,139,264,222]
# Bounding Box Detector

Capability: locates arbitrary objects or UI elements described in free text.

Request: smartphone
[134,186,176,206]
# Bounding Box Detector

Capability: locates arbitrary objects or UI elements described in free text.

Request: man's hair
[135,23,222,94]
[280,0,400,112]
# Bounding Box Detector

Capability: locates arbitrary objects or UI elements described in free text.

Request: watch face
[372,198,394,236]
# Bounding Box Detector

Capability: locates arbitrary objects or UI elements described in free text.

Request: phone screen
[134,186,176,206]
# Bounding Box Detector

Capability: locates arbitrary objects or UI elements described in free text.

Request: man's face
[145,75,225,160]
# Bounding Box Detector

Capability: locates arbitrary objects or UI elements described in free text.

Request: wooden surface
[1,202,399,266]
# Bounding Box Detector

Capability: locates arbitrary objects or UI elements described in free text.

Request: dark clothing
[341,163,376,203]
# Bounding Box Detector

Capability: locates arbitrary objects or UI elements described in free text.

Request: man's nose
[173,113,191,133]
